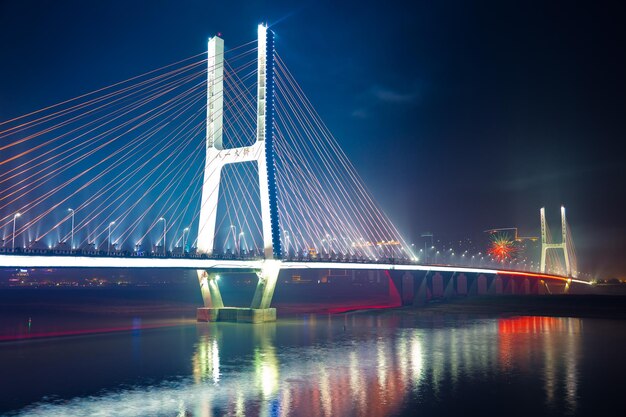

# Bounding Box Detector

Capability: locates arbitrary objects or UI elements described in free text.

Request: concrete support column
[413,271,430,306]
[456,273,468,296]
[399,271,415,305]
[477,274,488,295]
[537,279,547,295]
[251,260,281,309]
[444,272,456,298]
[488,275,502,295]
[432,272,444,298]
[197,270,224,308]
[503,277,517,294]
[563,279,572,294]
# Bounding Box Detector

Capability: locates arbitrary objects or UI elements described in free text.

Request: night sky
[0,0,624,278]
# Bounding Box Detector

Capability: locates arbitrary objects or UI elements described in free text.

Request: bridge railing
[0,247,266,262]
[0,247,574,278]
[1,247,418,265]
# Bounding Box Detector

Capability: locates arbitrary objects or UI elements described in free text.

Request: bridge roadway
[0,254,590,285]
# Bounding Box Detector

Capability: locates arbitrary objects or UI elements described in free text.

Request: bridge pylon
[540,206,572,277]
[196,24,281,259]
[196,25,281,323]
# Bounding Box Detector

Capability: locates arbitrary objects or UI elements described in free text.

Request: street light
[229,224,236,254]
[108,221,115,254]
[68,208,75,249]
[182,227,189,253]
[421,232,434,262]
[239,231,245,255]
[12,212,21,250]
[159,218,166,255]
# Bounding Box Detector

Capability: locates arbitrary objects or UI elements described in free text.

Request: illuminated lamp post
[159,217,166,255]
[182,227,189,253]
[12,212,21,250]
[226,224,234,254]
[68,208,75,249]
[239,231,246,255]
[108,221,115,255]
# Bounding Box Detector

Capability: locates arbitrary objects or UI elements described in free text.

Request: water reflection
[498,316,581,413]
[192,336,220,385]
[8,315,583,417]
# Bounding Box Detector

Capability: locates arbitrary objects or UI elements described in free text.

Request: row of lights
[8,211,188,256]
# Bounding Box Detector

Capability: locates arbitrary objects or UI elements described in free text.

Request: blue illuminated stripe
[264,28,282,259]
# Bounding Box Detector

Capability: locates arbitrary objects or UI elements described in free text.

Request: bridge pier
[443,272,456,299]
[413,271,430,306]
[469,273,489,296]
[488,276,502,295]
[456,273,468,296]
[387,271,416,305]
[533,278,551,295]
[503,277,517,295]
[197,261,280,324]
[432,272,444,298]
[197,271,224,307]
[399,271,415,305]
[251,260,281,309]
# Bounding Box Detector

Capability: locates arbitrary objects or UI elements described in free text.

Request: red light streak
[0,321,187,343]
[497,270,570,283]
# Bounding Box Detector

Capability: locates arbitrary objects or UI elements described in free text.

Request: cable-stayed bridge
[0,25,588,321]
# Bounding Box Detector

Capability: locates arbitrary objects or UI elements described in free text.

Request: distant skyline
[0,0,624,277]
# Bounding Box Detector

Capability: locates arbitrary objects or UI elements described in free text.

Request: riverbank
[375,295,626,320]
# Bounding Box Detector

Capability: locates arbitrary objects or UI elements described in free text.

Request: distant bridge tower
[540,206,571,276]
[197,24,281,259]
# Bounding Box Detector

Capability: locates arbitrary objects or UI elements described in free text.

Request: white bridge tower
[540,206,572,277]
[197,25,281,259]
[195,25,282,320]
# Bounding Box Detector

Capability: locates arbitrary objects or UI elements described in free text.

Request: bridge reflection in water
[8,315,583,417]
[188,316,581,417]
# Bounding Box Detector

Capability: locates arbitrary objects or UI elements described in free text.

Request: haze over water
[1,311,625,417]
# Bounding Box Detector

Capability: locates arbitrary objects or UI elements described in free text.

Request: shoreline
[354,294,626,320]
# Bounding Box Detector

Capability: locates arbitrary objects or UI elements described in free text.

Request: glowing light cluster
[487,232,518,262]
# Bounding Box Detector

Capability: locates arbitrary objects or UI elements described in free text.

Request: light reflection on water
[1,315,595,417]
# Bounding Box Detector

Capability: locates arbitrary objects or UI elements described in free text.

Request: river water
[1,312,625,417]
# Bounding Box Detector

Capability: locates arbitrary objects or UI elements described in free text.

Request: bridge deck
[0,254,589,285]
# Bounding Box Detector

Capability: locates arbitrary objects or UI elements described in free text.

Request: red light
[487,232,518,261]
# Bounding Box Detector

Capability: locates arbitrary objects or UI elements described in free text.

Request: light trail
[0,254,591,285]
